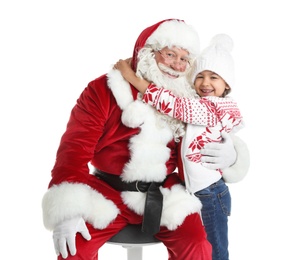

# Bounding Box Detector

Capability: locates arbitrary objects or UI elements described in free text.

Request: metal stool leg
[124,245,143,260]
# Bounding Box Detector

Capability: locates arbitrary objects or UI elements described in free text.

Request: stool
[107,224,161,260]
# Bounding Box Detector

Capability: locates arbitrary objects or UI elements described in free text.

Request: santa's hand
[200,132,236,170]
[53,216,91,259]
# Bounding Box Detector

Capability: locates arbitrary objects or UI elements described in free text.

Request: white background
[1,0,297,259]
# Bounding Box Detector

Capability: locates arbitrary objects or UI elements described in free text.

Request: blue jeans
[194,178,231,260]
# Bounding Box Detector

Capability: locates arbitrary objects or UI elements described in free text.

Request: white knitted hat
[195,34,235,89]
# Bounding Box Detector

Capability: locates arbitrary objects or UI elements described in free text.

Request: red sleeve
[49,75,111,186]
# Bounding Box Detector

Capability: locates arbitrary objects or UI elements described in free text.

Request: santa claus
[42,18,248,260]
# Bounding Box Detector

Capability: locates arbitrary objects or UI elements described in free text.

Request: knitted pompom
[210,34,233,52]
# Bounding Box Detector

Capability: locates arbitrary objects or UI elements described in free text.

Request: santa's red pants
[57,212,212,260]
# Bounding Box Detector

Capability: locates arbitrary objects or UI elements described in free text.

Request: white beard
[136,47,197,140]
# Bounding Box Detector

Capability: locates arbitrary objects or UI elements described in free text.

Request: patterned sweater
[142,83,243,192]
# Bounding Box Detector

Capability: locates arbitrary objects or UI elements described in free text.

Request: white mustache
[157,63,185,78]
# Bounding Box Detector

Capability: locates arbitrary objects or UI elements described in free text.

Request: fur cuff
[222,135,250,183]
[42,182,119,230]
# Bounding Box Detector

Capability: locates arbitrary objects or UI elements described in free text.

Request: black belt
[94,169,163,235]
[94,169,162,192]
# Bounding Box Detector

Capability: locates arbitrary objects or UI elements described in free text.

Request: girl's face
[194,70,230,97]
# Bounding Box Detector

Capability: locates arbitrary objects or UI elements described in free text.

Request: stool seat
[107,224,161,260]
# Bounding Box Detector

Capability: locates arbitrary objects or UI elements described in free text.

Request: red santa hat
[131,19,200,71]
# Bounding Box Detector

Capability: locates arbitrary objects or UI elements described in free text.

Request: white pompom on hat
[195,34,235,89]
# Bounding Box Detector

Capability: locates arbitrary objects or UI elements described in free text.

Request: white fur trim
[121,100,149,128]
[122,102,173,182]
[121,184,201,231]
[107,69,133,110]
[222,134,250,183]
[146,20,200,58]
[108,69,173,183]
[160,184,201,230]
[121,191,147,215]
[42,182,119,230]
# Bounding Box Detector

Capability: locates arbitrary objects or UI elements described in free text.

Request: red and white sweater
[142,83,244,192]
